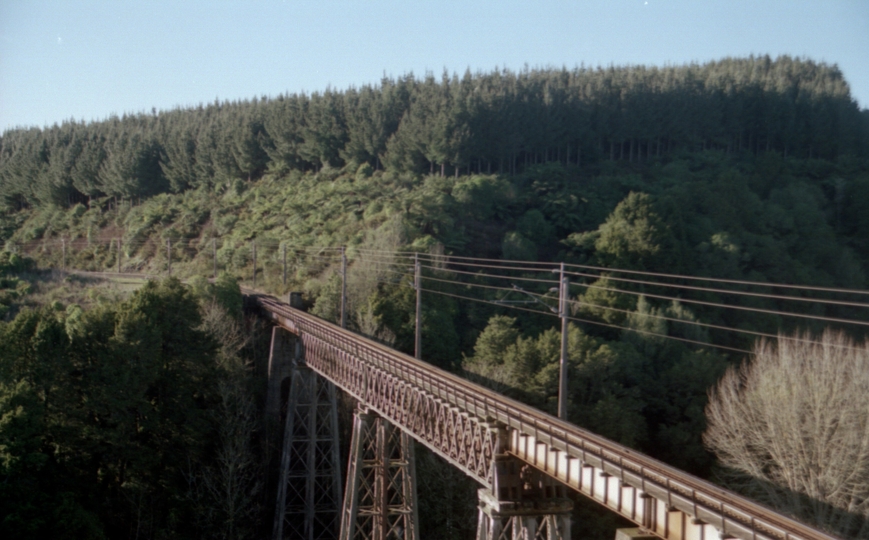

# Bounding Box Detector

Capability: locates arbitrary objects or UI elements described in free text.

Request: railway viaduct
[248,290,838,540]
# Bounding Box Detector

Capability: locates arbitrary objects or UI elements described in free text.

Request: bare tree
[347,214,407,329]
[704,330,869,538]
[355,299,396,345]
[200,375,262,540]
[192,301,262,539]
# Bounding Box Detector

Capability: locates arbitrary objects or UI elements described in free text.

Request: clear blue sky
[2,0,868,133]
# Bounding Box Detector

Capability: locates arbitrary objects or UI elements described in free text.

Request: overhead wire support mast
[494,276,570,420]
[415,253,421,359]
[557,263,569,421]
[341,246,348,329]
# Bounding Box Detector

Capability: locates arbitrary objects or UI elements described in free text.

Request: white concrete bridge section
[249,292,840,540]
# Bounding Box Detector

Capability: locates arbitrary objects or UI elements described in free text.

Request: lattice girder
[296,334,498,488]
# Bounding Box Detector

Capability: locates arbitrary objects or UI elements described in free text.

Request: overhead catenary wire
[419,272,829,351]
[73,240,869,326]
[342,248,869,312]
[417,262,560,285]
[415,248,869,306]
[566,268,869,309]
[399,258,869,353]
[566,297,869,353]
[414,266,869,340]
[29,243,869,356]
[417,257,562,274]
[563,261,869,297]
[418,284,751,355]
[369,268,414,282]
[353,248,420,258]
[414,250,565,269]
[418,286,562,318]
[421,274,558,297]
[573,279,869,329]
[22,237,865,293]
[564,313,753,355]
[18,241,869,332]
[353,255,416,268]
[409,246,869,296]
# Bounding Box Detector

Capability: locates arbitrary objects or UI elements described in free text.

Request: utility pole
[414,254,421,359]
[340,247,347,329]
[557,263,570,420]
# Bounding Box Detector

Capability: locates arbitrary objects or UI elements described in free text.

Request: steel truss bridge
[249,292,837,540]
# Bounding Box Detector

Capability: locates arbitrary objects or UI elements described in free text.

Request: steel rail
[250,292,839,540]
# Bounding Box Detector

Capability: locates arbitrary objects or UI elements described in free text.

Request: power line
[409,259,869,352]
[565,269,869,310]
[566,298,868,353]
[573,280,869,329]
[421,274,556,297]
[564,313,752,355]
[411,258,869,335]
[418,256,560,274]
[419,284,752,355]
[409,247,869,296]
[419,286,559,318]
[417,262,559,285]
[415,251,560,269]
[564,262,869,297]
[17,240,869,330]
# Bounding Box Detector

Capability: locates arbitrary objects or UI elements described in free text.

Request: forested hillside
[1,55,867,209]
[2,55,869,539]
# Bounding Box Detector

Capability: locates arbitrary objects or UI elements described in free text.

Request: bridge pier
[266,326,295,421]
[340,406,419,540]
[476,490,572,540]
[271,327,343,540]
[477,433,573,540]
